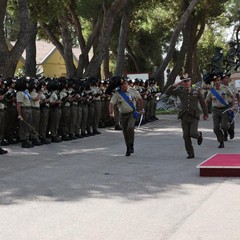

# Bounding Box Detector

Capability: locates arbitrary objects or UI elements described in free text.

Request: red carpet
[197,154,240,177]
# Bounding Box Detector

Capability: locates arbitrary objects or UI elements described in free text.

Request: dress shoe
[197,131,203,145]
[218,142,224,148]
[0,147,8,154]
[187,154,195,159]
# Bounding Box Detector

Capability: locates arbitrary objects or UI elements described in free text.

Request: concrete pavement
[0,114,240,240]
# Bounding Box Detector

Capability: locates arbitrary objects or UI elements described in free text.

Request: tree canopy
[1,0,239,90]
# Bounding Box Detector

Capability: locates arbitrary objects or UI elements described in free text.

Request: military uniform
[59,88,71,140]
[49,90,62,142]
[39,89,51,144]
[109,83,143,156]
[30,88,43,145]
[206,83,234,148]
[17,89,34,148]
[0,93,7,154]
[4,80,18,144]
[166,79,208,158]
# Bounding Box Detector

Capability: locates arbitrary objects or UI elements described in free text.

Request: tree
[0,0,30,77]
[151,0,201,83]
[84,0,128,77]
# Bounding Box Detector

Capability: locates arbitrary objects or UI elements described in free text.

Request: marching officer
[165,73,208,158]
[109,77,144,156]
[205,74,234,148]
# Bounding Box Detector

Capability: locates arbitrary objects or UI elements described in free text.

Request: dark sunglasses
[183,80,190,83]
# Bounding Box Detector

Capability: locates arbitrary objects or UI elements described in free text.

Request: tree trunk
[103,48,111,79]
[184,15,205,82]
[60,17,76,78]
[163,27,190,92]
[115,4,130,76]
[84,0,127,78]
[0,0,30,78]
[25,20,37,77]
[126,43,141,73]
[150,0,201,81]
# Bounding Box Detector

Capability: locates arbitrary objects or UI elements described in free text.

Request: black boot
[41,138,51,144]
[93,129,101,135]
[126,147,131,156]
[129,144,134,153]
[22,140,34,148]
[218,142,224,148]
[0,147,8,154]
[187,153,195,159]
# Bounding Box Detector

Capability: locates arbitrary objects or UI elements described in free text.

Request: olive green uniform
[166,84,208,157]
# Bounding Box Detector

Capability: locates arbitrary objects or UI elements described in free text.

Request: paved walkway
[1,114,240,240]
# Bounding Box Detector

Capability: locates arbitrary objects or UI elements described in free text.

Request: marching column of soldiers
[0,75,159,154]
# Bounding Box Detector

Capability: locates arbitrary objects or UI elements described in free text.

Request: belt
[41,106,49,109]
[213,106,227,110]
[121,111,133,116]
[32,107,40,110]
[21,106,31,109]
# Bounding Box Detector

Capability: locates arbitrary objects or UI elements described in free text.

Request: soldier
[48,79,62,142]
[221,73,239,140]
[109,77,144,156]
[16,77,34,148]
[4,78,18,144]
[90,79,102,135]
[0,77,8,154]
[29,79,43,146]
[205,74,235,148]
[58,78,71,141]
[39,80,51,144]
[165,73,208,159]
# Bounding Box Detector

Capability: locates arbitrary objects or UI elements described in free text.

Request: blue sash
[210,88,234,119]
[210,88,228,106]
[118,89,140,119]
[22,90,31,100]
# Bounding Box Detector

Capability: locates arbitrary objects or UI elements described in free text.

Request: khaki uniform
[39,90,50,140]
[49,90,61,138]
[17,90,32,142]
[110,88,142,149]
[206,86,233,143]
[30,89,41,142]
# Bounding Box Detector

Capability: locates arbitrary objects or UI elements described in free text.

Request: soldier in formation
[0,75,159,152]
